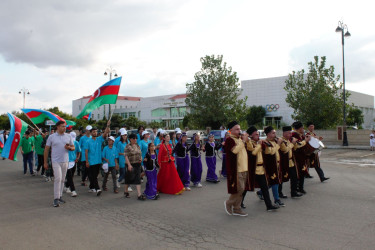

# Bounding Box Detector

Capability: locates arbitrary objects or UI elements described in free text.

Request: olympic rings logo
[266,104,280,112]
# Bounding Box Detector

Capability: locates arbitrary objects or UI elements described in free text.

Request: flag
[83,112,92,120]
[1,113,29,161]
[77,77,122,119]
[22,108,66,124]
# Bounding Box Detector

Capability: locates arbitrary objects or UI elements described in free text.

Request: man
[224,121,251,217]
[305,122,330,182]
[44,121,75,207]
[261,126,285,207]
[20,130,35,176]
[34,129,47,176]
[85,121,111,196]
[150,127,158,142]
[291,121,311,194]
[220,126,227,142]
[79,126,92,186]
[279,126,303,198]
[245,126,279,211]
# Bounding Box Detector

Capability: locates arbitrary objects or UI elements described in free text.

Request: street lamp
[104,66,118,119]
[336,21,351,146]
[19,87,30,109]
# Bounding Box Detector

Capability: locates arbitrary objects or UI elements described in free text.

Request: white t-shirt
[46,133,74,163]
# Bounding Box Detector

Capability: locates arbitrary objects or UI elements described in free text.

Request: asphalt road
[0,149,374,250]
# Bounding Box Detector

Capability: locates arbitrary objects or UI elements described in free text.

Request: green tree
[284,56,349,129]
[245,105,266,127]
[124,116,146,129]
[186,55,247,129]
[148,121,163,129]
[347,106,364,127]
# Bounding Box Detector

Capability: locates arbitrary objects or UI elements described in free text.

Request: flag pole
[21,110,40,131]
[108,104,114,121]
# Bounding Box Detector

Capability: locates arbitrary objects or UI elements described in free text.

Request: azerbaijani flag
[1,113,29,161]
[22,108,66,124]
[77,77,122,119]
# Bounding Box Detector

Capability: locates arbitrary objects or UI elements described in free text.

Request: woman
[157,134,184,195]
[204,133,222,183]
[124,134,145,200]
[117,130,128,184]
[143,143,160,200]
[140,131,151,162]
[136,126,145,144]
[189,133,203,188]
[169,131,177,149]
[173,132,190,190]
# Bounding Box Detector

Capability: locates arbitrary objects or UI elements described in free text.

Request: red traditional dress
[157,142,184,195]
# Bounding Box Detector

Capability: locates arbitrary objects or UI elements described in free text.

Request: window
[138,111,141,118]
[151,108,167,117]
[97,114,100,120]
[129,112,136,117]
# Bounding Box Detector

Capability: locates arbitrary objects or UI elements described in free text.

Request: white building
[72,75,375,129]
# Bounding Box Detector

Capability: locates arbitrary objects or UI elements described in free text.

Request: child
[189,133,203,187]
[204,133,222,183]
[143,143,160,200]
[102,136,119,193]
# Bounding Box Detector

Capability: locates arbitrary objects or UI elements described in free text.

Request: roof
[169,94,187,100]
[79,95,141,101]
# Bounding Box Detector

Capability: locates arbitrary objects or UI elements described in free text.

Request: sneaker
[53,199,59,207]
[96,189,102,196]
[224,201,232,215]
[116,181,120,188]
[267,205,279,212]
[321,177,330,182]
[42,174,46,178]
[88,189,96,193]
[71,191,77,197]
[275,200,286,207]
[298,189,307,194]
[81,182,86,186]
[58,197,66,204]
[128,187,133,192]
[185,187,191,191]
[233,209,248,217]
[197,183,202,188]
[256,191,264,201]
[291,193,303,198]
[45,177,51,182]
[279,193,288,199]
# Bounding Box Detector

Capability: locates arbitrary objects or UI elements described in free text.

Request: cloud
[0,0,182,68]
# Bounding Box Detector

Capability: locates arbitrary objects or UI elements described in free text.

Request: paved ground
[0,149,375,250]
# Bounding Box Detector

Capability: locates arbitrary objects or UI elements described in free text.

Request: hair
[120,134,128,143]
[128,133,137,140]
[55,120,66,127]
[138,126,145,132]
[162,133,169,144]
[148,142,155,151]
[169,132,175,139]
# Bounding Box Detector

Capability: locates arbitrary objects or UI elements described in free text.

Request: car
[258,130,266,140]
[204,130,222,143]
[186,130,207,145]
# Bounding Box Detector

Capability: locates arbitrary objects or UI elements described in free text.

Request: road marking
[359,153,375,158]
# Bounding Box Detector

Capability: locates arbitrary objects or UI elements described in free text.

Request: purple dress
[205,142,218,182]
[174,142,191,187]
[143,154,158,199]
[189,143,202,185]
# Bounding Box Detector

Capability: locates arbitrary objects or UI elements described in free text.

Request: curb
[325,145,370,150]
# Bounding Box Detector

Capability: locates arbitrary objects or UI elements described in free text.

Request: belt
[257,163,263,166]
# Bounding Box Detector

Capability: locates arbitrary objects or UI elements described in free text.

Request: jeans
[118,167,126,183]
[52,162,68,199]
[23,152,34,174]
[271,184,280,202]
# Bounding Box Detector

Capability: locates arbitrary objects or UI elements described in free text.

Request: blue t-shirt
[139,139,150,162]
[114,136,121,149]
[154,137,162,155]
[102,145,118,167]
[137,133,142,145]
[116,141,127,168]
[79,135,91,161]
[69,141,81,162]
[85,136,105,165]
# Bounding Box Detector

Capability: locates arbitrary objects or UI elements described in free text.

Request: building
[72,75,374,129]
[72,94,189,128]
[240,75,375,129]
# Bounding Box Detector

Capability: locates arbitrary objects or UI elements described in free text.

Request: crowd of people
[4,120,329,211]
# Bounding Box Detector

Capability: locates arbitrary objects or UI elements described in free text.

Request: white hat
[108,136,115,141]
[119,128,126,133]
[120,130,128,136]
[142,131,150,136]
[176,130,182,134]
[86,125,92,131]
[70,132,77,141]
[157,128,162,133]
[175,128,181,132]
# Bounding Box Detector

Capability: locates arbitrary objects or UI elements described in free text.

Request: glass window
[151,108,167,117]
[97,114,100,119]
[129,112,136,117]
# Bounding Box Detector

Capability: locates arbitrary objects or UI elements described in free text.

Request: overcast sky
[0,0,374,114]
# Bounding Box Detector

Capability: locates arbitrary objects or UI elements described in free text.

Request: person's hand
[44,162,49,170]
[291,137,298,144]
[86,161,90,168]
[222,142,225,145]
[144,158,147,162]
[64,144,70,150]
[75,158,79,163]
[305,135,311,142]
[115,164,119,170]
[21,150,24,155]
[128,164,133,172]
[107,120,111,126]
[319,136,323,140]
[139,159,142,163]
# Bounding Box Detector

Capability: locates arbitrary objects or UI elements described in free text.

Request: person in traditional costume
[189,133,203,188]
[204,133,222,183]
[224,121,251,217]
[291,121,311,194]
[305,122,330,182]
[245,126,278,211]
[261,126,285,207]
[279,126,303,198]
[157,134,184,195]
[143,143,160,200]
[220,132,230,178]
[173,132,191,190]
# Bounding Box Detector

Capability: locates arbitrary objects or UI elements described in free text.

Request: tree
[245,105,266,127]
[347,106,364,127]
[185,55,247,129]
[284,56,349,129]
[148,121,163,129]
[124,116,146,129]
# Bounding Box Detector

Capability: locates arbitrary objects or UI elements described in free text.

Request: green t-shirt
[34,135,44,155]
[21,137,34,154]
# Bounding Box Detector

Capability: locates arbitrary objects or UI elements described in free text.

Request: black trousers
[289,167,299,195]
[65,165,76,191]
[88,164,101,190]
[255,174,273,209]
[314,167,325,181]
[298,170,305,191]
[36,154,45,175]
[81,161,88,182]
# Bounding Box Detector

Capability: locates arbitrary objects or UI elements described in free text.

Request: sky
[0,0,374,114]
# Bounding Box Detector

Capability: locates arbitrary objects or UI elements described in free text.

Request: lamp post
[336,21,351,146]
[104,66,118,119]
[19,87,30,109]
